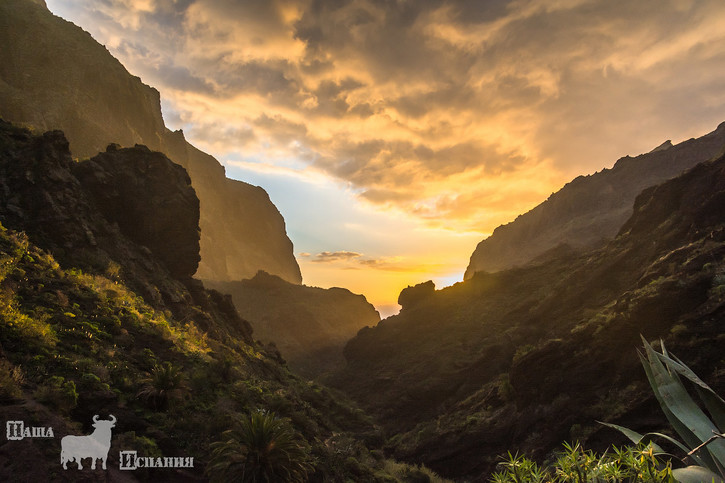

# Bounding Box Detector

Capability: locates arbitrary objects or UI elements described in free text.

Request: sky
[46,0,725,317]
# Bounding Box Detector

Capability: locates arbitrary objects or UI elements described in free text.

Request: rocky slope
[0,0,302,284]
[334,152,725,480]
[464,122,725,278]
[207,272,380,378]
[0,121,446,482]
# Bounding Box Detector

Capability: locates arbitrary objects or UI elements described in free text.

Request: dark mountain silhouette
[207,272,380,378]
[0,0,302,285]
[334,150,725,480]
[465,123,725,278]
[0,121,445,481]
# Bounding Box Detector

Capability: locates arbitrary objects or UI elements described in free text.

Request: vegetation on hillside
[0,216,452,481]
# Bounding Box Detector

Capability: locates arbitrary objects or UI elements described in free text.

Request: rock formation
[398,281,436,311]
[72,144,200,279]
[0,119,258,342]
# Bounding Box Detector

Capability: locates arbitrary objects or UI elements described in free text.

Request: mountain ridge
[334,148,725,480]
[0,0,302,285]
[206,271,381,378]
[464,122,725,278]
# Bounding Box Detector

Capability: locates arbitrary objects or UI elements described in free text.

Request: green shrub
[35,376,77,414]
[0,360,24,402]
[513,344,535,363]
[79,372,110,392]
[490,444,675,482]
[497,373,514,401]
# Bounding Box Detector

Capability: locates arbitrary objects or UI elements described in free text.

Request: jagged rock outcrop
[0,120,252,340]
[72,144,200,279]
[619,156,725,241]
[206,271,380,377]
[0,0,302,284]
[0,122,94,256]
[464,122,725,278]
[0,121,197,279]
[398,281,435,311]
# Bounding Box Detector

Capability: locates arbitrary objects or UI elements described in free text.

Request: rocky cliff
[464,122,725,278]
[0,120,239,332]
[207,272,380,378]
[72,144,201,279]
[0,0,302,284]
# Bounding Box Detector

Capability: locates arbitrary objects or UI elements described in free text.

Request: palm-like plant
[137,361,186,411]
[206,410,313,482]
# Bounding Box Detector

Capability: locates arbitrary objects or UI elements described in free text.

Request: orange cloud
[47,0,725,309]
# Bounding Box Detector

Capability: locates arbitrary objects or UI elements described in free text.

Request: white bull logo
[60,415,116,470]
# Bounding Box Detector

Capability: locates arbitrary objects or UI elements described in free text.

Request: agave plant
[602,337,725,483]
[206,410,313,483]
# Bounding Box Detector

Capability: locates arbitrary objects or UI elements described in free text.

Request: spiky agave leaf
[597,422,670,454]
[640,337,725,472]
[637,349,714,469]
[657,351,725,434]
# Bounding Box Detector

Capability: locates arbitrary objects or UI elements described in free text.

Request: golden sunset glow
[46,0,725,313]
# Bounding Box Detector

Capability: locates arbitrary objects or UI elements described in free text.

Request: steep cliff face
[207,272,381,378]
[0,0,302,284]
[464,122,725,278]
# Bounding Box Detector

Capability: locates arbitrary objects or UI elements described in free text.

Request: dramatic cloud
[46,0,725,310]
[47,0,725,232]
